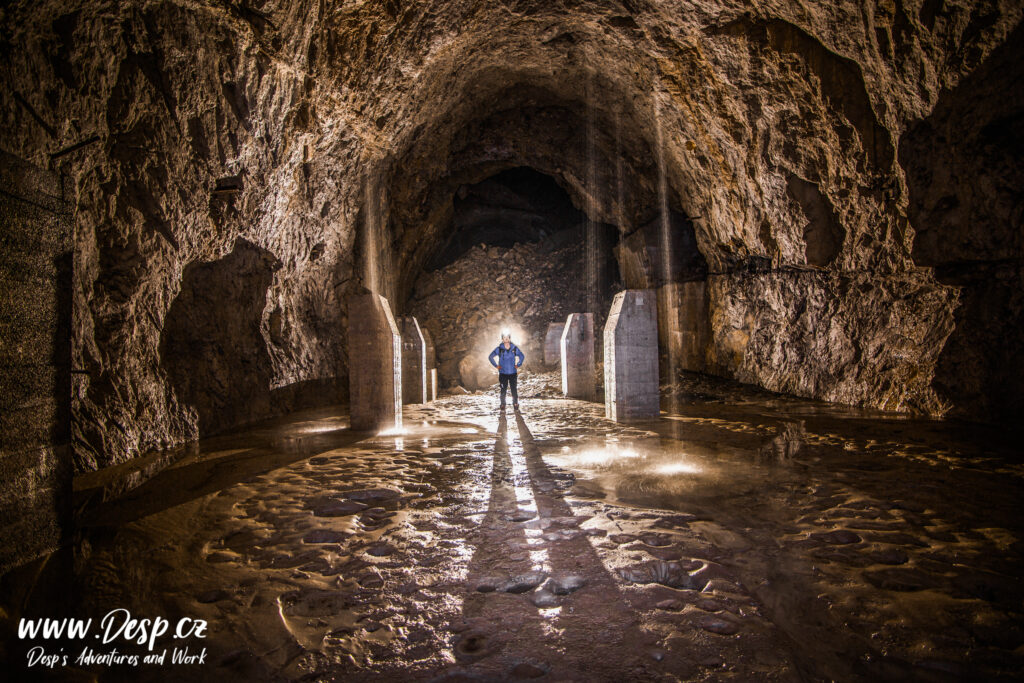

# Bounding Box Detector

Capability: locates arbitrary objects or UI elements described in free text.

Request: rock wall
[0,0,1021,478]
[1,0,356,469]
[658,282,710,374]
[0,151,72,572]
[159,239,278,436]
[706,270,958,414]
[899,20,1024,423]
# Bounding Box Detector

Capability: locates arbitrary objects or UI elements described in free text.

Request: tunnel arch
[362,16,856,277]
[424,166,587,270]
[374,68,714,305]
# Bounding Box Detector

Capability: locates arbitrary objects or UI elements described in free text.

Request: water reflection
[652,462,701,476]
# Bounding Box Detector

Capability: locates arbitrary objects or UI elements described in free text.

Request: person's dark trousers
[499,372,518,407]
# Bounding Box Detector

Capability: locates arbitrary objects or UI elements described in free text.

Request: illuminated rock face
[561,313,596,401]
[410,239,591,390]
[348,295,402,432]
[399,316,428,405]
[604,291,659,421]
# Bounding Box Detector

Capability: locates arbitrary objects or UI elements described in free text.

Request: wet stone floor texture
[73,373,1024,682]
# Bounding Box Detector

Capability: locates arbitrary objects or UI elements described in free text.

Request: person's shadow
[447,409,648,679]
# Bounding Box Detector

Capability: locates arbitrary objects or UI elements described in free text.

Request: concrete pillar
[604,290,659,421]
[348,293,402,431]
[657,281,709,373]
[544,321,565,366]
[420,327,438,401]
[560,313,596,400]
[399,316,429,404]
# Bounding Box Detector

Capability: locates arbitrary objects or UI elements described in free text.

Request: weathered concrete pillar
[544,321,565,366]
[658,281,710,372]
[657,281,710,373]
[348,293,402,430]
[560,313,596,400]
[399,316,428,404]
[604,290,659,421]
[420,327,438,401]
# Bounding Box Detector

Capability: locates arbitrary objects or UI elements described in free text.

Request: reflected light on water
[564,447,644,468]
[376,426,410,451]
[293,423,344,434]
[652,461,701,475]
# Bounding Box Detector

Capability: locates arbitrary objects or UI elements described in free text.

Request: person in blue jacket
[489,331,525,410]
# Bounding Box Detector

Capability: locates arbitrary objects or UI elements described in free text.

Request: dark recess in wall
[617,209,708,288]
[902,21,1024,267]
[160,239,280,437]
[787,175,844,267]
[901,19,1024,425]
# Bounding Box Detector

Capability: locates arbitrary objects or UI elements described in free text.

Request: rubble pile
[408,236,600,390]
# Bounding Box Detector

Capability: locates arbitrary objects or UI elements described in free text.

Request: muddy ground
[60,372,1024,681]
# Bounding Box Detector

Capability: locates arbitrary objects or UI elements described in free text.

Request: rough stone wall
[158,239,279,436]
[1,0,356,469]
[374,0,1022,419]
[900,20,1024,423]
[0,0,1020,475]
[706,270,958,413]
[0,152,72,572]
[658,282,710,373]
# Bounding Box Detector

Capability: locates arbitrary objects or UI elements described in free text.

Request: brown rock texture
[0,0,1021,469]
[899,21,1024,423]
[706,270,957,413]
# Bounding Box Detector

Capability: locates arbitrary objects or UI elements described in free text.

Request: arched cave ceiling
[313,0,1021,292]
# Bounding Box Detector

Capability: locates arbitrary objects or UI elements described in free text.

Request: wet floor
[71,373,1024,681]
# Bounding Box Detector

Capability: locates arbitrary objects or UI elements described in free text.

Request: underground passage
[1,1,1023,680]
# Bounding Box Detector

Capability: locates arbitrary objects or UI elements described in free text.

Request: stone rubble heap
[408,235,606,390]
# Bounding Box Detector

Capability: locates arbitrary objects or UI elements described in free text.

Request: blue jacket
[489,343,524,374]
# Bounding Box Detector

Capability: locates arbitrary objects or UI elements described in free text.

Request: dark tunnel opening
[426,167,586,270]
[407,165,624,391]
